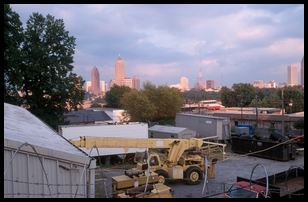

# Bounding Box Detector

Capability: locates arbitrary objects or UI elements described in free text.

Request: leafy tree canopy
[104,85,131,108]
[4,5,84,128]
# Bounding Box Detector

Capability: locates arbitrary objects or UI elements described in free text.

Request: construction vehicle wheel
[185,166,203,185]
[155,170,168,184]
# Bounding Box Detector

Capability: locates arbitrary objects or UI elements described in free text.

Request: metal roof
[4,103,88,158]
[149,125,188,134]
[63,109,112,124]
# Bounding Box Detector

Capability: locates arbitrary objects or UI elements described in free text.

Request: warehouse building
[4,103,96,198]
[175,113,231,141]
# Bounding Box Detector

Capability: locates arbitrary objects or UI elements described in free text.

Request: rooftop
[149,125,189,134]
[4,103,87,157]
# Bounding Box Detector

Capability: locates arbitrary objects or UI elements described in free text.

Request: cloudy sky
[11,4,304,88]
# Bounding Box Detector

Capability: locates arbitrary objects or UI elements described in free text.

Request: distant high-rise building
[100,80,106,95]
[111,56,140,90]
[180,77,189,92]
[91,66,100,95]
[206,80,215,89]
[301,56,304,86]
[287,64,298,86]
[124,78,133,88]
[114,55,126,85]
[132,76,140,90]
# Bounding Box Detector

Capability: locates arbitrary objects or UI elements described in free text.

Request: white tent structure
[4,103,96,198]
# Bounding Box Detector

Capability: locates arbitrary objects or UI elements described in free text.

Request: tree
[220,86,237,107]
[182,88,207,103]
[104,85,131,108]
[232,83,256,107]
[4,7,84,129]
[279,86,304,113]
[121,90,155,122]
[4,4,24,105]
[143,83,183,121]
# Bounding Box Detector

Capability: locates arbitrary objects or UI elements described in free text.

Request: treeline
[182,83,304,114]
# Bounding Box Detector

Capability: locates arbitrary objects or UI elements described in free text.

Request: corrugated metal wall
[4,148,88,198]
[176,114,220,139]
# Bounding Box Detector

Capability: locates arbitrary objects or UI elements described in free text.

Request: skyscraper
[114,56,126,85]
[287,64,298,86]
[132,76,140,90]
[180,76,189,92]
[100,80,106,95]
[206,80,215,89]
[91,66,100,95]
[301,56,304,86]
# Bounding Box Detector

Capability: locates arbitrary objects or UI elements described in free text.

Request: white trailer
[58,123,148,157]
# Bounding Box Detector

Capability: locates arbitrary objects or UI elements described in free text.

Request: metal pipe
[249,164,269,198]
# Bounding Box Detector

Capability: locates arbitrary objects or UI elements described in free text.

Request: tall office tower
[180,76,189,92]
[206,80,215,89]
[132,76,140,90]
[100,80,106,95]
[301,56,304,86]
[91,66,100,95]
[114,56,126,85]
[287,64,298,86]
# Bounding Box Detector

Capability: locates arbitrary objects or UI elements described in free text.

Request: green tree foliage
[279,86,304,113]
[121,82,183,123]
[220,86,237,107]
[4,5,85,129]
[143,83,183,121]
[221,83,256,107]
[182,88,207,103]
[232,83,256,107]
[120,90,155,122]
[4,4,24,104]
[104,85,131,108]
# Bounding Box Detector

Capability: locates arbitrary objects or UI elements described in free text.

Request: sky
[11,4,304,88]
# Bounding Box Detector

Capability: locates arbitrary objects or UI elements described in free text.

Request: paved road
[96,151,304,198]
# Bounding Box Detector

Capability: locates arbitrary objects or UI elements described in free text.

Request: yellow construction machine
[71,136,226,185]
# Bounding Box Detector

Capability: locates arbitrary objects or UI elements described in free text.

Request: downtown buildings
[110,56,140,90]
[287,64,298,86]
[301,56,304,86]
[84,66,106,96]
[169,76,189,92]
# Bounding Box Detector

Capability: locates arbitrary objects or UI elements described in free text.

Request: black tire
[155,169,169,184]
[185,166,203,185]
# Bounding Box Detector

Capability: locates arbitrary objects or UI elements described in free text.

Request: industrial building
[4,103,96,198]
[175,113,231,141]
[148,125,196,139]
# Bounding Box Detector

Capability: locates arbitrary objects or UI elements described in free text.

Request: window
[149,156,159,166]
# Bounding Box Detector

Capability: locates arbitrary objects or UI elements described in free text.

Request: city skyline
[11,4,304,87]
